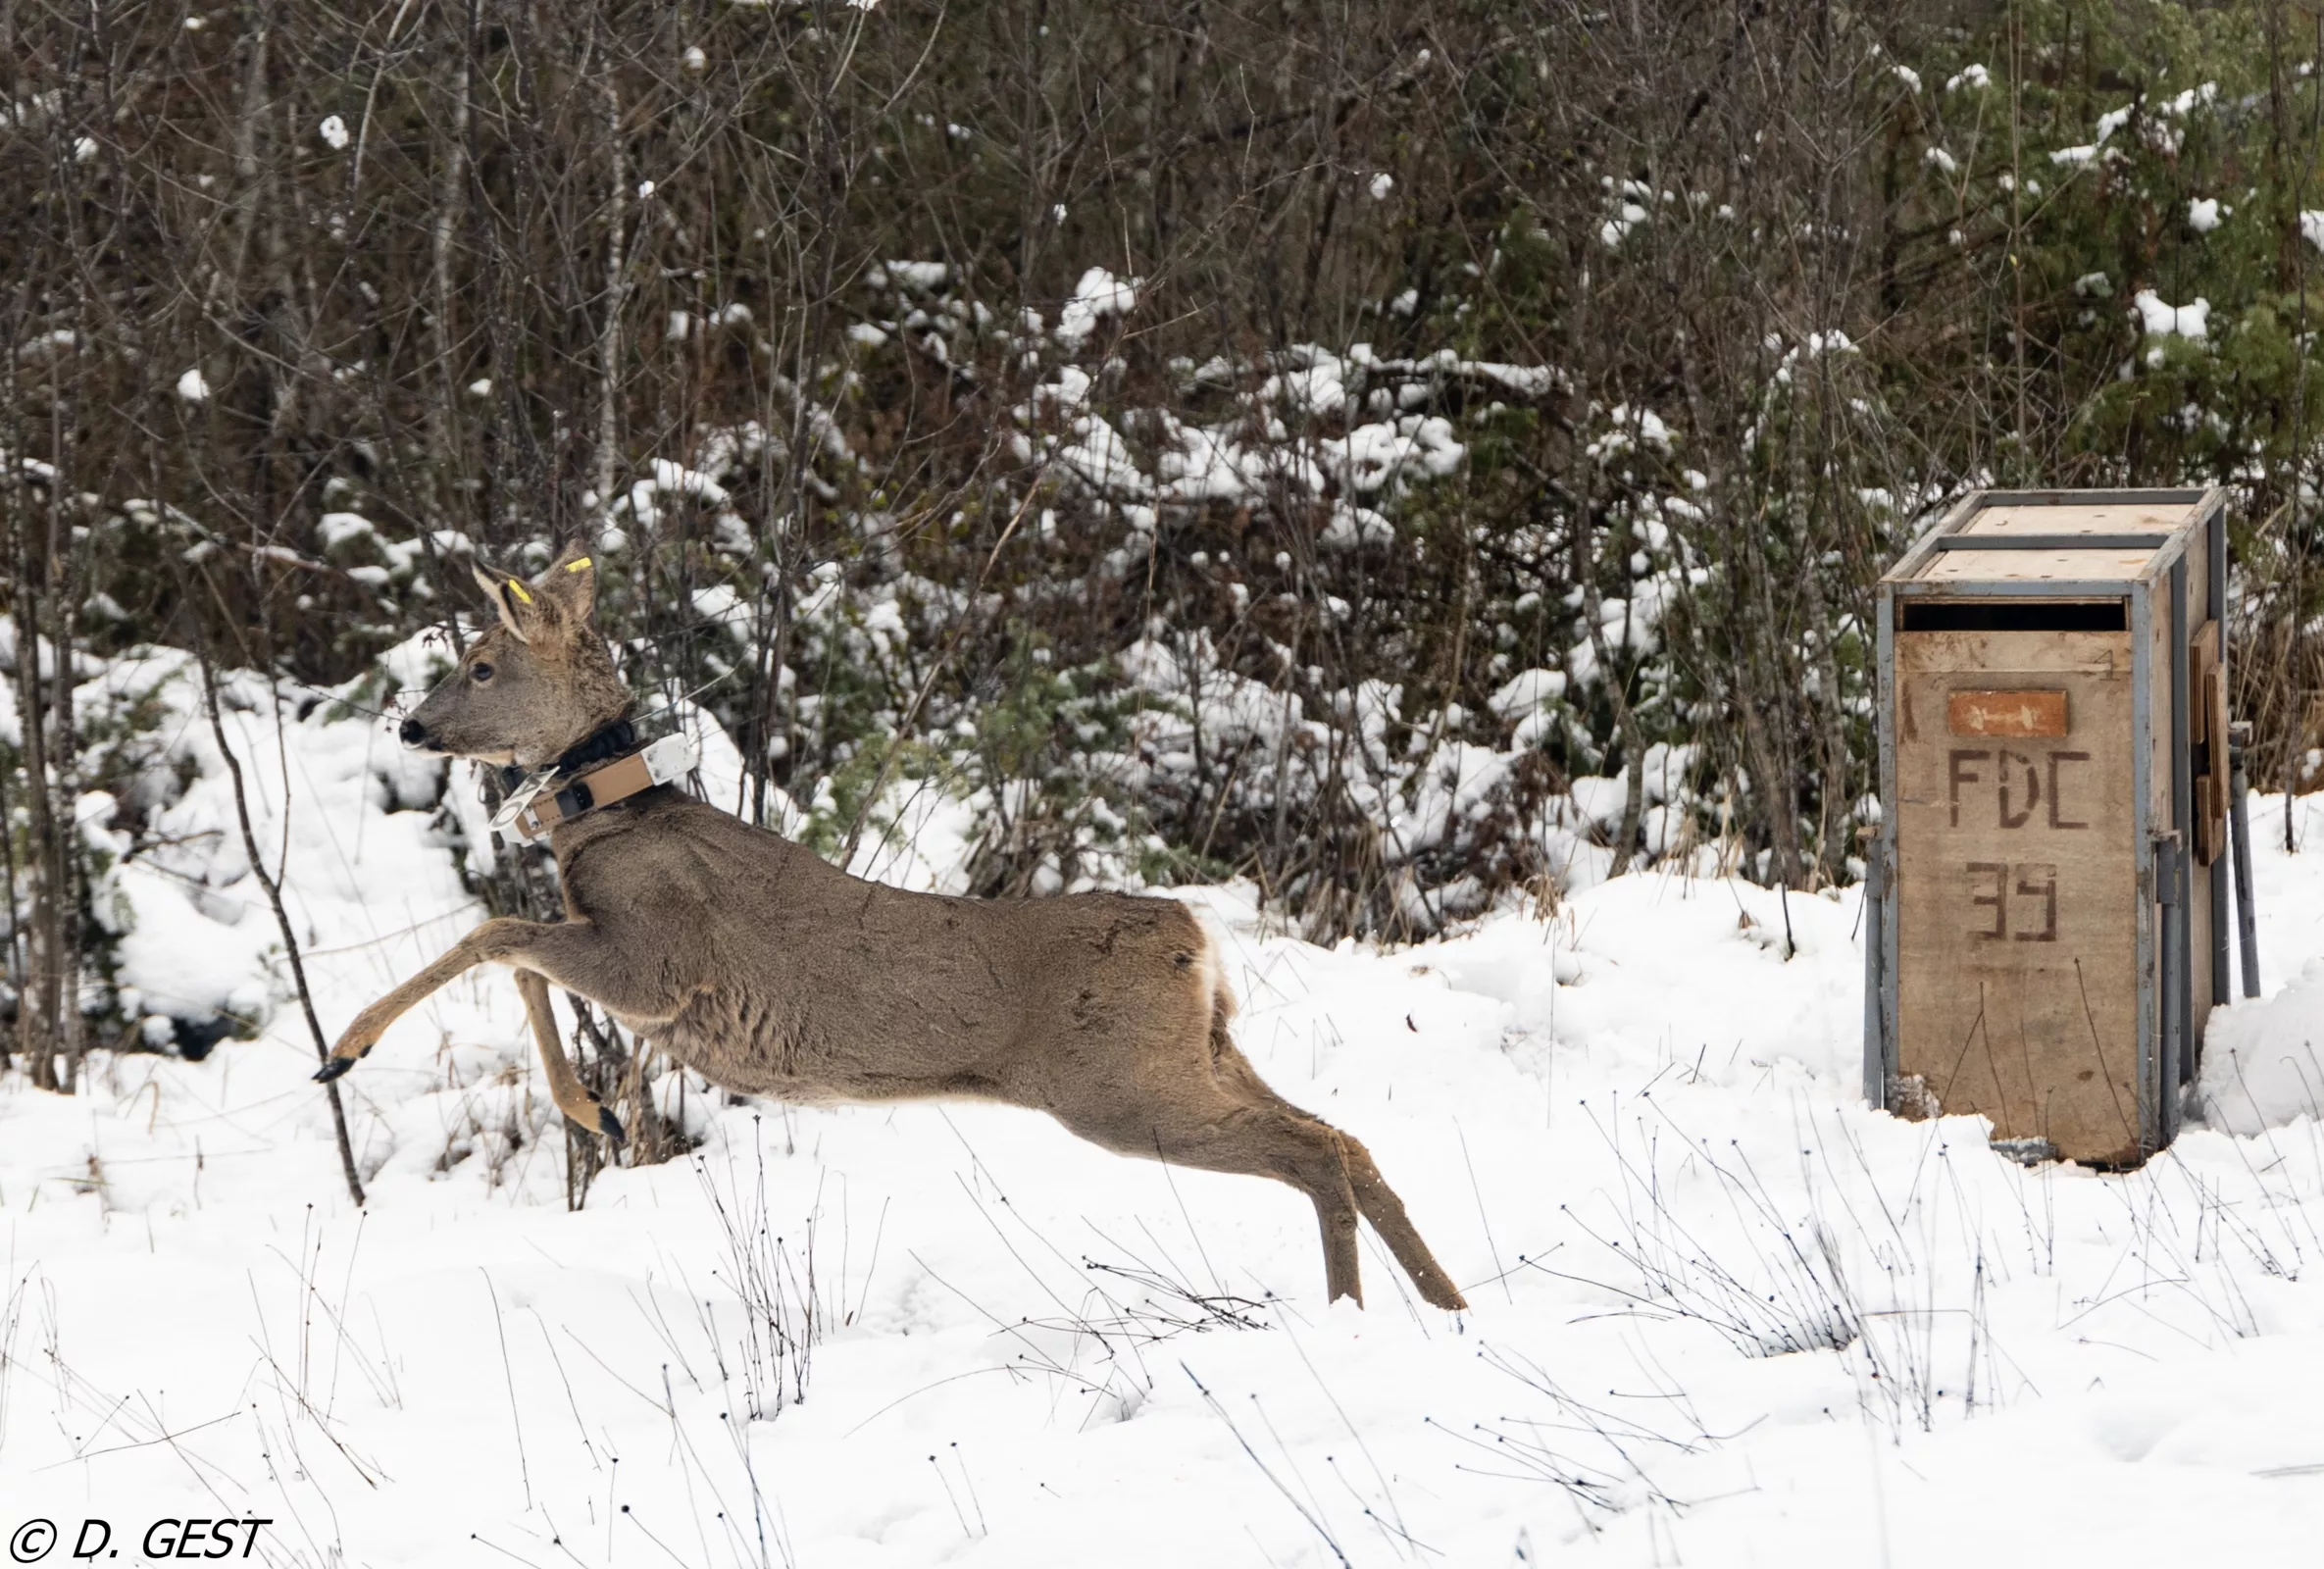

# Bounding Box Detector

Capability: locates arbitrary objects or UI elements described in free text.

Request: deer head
[399,543,631,768]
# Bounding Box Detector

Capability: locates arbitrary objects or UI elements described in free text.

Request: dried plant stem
[197,646,366,1208]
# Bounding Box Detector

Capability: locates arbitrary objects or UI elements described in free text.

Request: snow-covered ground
[4,673,2323,1567]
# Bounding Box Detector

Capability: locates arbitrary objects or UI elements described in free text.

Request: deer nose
[399,718,432,749]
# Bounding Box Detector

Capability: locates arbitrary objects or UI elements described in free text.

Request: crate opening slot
[1899,599,2128,633]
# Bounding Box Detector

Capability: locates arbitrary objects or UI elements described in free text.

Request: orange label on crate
[1946,689,2068,737]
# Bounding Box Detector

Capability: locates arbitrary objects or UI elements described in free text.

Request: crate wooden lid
[1881,488,2221,589]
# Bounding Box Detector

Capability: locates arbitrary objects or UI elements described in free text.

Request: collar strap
[494,718,635,798]
[507,746,662,839]
[495,720,695,842]
[554,717,638,778]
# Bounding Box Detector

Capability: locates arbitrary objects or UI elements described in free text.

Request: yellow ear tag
[566,557,592,573]
[505,579,533,604]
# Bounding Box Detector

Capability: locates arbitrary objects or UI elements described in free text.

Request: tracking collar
[490,718,699,841]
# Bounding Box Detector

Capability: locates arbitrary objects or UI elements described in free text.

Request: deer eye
[470,662,495,683]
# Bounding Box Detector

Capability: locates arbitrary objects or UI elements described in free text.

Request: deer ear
[541,541,597,624]
[473,562,539,644]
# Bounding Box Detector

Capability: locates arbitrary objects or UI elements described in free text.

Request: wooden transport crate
[1862,488,2233,1165]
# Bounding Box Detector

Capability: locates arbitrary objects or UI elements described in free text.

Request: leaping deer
[320,544,1468,1311]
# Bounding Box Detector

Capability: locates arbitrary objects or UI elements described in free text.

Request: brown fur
[334,544,1467,1310]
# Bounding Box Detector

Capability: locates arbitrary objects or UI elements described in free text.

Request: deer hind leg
[1055,1092,1368,1305]
[1208,1032,1470,1312]
[1238,1108,1367,1307]
[514,970,625,1147]
[1326,1129,1468,1310]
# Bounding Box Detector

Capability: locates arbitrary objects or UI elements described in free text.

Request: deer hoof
[313,1057,356,1085]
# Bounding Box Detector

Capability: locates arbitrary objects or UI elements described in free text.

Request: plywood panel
[1919,547,2159,582]
[1893,628,2127,675]
[1895,630,2143,1163]
[1963,502,2196,537]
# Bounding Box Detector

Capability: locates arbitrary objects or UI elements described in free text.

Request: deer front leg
[319,917,644,1082]
[514,969,625,1147]
[316,918,542,1081]
[318,912,671,1156]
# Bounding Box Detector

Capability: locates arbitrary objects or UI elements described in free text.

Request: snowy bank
[2200,958,2324,1135]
